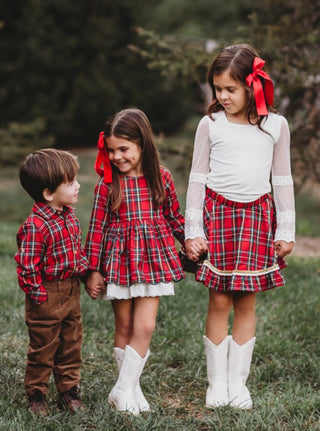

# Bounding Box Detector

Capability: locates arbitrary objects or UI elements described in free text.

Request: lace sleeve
[271,117,296,242]
[185,116,210,239]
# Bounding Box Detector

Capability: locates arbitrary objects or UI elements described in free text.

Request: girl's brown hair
[207,44,274,126]
[103,108,165,211]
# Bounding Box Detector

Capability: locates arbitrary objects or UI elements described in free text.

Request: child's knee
[135,319,156,339]
[233,293,256,314]
[209,292,232,313]
[116,318,133,339]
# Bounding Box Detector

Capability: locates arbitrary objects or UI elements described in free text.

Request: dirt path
[291,236,320,257]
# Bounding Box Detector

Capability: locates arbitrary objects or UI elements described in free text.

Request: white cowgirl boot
[113,347,125,370]
[203,335,230,408]
[108,345,148,415]
[228,337,256,409]
[113,347,150,412]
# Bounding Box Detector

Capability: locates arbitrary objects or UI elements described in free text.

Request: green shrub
[0,118,54,167]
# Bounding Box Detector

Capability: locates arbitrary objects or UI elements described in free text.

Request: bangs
[63,154,79,182]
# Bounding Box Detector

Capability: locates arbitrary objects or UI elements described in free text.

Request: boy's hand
[274,240,294,258]
[185,237,209,261]
[85,271,105,299]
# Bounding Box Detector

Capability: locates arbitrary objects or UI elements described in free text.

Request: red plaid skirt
[196,189,287,292]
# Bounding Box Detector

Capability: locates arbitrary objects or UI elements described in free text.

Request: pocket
[69,277,80,298]
[25,292,48,310]
[25,295,51,321]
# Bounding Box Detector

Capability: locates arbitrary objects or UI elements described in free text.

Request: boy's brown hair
[19,148,79,202]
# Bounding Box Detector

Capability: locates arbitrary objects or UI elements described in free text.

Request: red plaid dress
[85,167,185,286]
[196,189,286,292]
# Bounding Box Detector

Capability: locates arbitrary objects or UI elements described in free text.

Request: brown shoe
[28,390,49,417]
[57,386,85,414]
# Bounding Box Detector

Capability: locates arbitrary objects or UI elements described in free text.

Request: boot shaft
[228,337,256,409]
[228,337,256,382]
[203,335,230,379]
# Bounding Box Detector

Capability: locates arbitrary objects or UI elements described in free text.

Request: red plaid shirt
[15,202,88,304]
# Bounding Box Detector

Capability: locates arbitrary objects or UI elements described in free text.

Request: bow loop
[245,57,274,116]
[97,131,105,150]
[94,132,112,183]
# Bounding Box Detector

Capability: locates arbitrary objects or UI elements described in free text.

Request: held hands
[85,270,105,299]
[185,238,209,262]
[274,240,294,258]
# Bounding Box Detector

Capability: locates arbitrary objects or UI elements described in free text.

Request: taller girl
[85,108,185,415]
[185,44,295,409]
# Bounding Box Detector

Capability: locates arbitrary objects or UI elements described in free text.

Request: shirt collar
[33,202,73,220]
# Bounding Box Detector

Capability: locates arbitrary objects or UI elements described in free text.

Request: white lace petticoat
[99,281,175,300]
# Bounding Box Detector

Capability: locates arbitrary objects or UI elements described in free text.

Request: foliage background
[1,0,318,187]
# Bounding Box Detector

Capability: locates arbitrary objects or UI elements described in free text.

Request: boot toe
[205,385,229,408]
[229,386,252,409]
[108,388,140,415]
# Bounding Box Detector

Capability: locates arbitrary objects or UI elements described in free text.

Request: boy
[15,148,88,416]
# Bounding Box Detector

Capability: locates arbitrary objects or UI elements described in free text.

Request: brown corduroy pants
[24,277,83,397]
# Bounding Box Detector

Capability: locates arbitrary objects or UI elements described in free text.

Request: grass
[1,139,320,430]
[1,252,320,430]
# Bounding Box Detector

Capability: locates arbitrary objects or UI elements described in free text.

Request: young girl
[85,108,185,415]
[185,44,295,410]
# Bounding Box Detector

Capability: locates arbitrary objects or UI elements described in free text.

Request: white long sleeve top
[185,111,295,242]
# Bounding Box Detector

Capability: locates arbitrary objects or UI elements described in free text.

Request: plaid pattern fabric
[15,203,88,304]
[196,188,286,292]
[85,167,185,286]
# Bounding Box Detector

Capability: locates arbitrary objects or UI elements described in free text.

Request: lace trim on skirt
[99,281,175,300]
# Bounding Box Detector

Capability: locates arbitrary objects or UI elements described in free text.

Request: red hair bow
[94,131,112,183]
[246,57,274,116]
